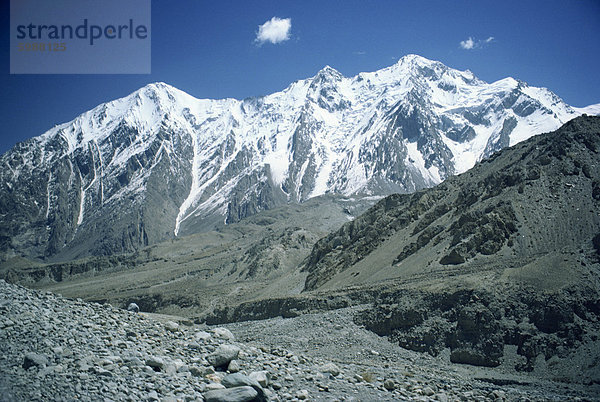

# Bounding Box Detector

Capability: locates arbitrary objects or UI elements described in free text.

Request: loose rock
[207,345,240,368]
[204,386,258,402]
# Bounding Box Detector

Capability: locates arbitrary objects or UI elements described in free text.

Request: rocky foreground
[1,280,598,401]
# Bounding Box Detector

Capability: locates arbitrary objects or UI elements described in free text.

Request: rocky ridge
[302,116,600,292]
[1,279,597,401]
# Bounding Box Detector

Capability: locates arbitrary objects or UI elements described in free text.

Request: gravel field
[1,280,598,401]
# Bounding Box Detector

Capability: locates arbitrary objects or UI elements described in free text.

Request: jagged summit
[1,55,597,260]
[315,65,342,75]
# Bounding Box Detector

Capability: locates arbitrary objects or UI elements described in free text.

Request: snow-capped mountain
[0,54,595,260]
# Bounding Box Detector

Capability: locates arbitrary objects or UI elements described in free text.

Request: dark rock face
[354,285,600,370]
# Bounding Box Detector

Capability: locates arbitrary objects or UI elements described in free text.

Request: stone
[222,373,260,389]
[423,386,435,396]
[92,366,113,377]
[125,356,144,367]
[164,363,177,375]
[23,352,48,369]
[164,321,179,332]
[187,341,203,351]
[207,345,240,368]
[435,393,449,402]
[195,331,212,341]
[222,373,267,402]
[206,383,226,391]
[127,303,140,313]
[383,379,395,391]
[227,360,240,373]
[295,389,309,400]
[249,370,270,387]
[206,373,224,383]
[146,356,165,371]
[204,386,258,402]
[319,362,340,377]
[212,327,235,341]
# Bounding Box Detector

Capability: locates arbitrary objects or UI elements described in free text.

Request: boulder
[248,370,270,387]
[207,345,240,368]
[212,327,235,341]
[23,352,48,369]
[204,386,258,402]
[164,321,179,332]
[145,356,165,371]
[222,372,267,401]
[319,362,340,377]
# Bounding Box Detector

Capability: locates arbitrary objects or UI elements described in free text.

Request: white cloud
[460,36,494,50]
[255,17,291,45]
[460,37,475,50]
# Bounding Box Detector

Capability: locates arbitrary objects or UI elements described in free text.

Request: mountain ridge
[1,55,597,260]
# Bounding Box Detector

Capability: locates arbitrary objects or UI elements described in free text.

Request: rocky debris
[127,302,140,312]
[224,305,600,401]
[1,280,598,401]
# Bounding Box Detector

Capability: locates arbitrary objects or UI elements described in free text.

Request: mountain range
[6,115,599,382]
[1,54,597,261]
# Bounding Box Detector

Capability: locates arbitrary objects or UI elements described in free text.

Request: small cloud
[460,36,494,50]
[255,17,291,45]
[353,51,366,55]
[460,37,475,50]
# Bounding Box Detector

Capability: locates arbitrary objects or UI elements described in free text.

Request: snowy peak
[0,55,595,260]
[313,65,344,81]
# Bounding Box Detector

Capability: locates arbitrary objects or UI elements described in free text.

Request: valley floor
[1,280,597,401]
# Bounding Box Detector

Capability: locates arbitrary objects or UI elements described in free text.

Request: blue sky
[1,0,599,154]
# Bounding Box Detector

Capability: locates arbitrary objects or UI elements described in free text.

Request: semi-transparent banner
[10,0,151,74]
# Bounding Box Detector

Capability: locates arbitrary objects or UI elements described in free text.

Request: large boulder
[207,345,240,368]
